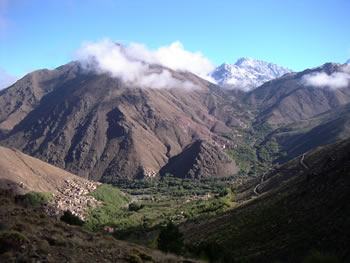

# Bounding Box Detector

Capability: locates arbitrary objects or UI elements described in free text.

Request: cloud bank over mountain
[302,65,350,89]
[74,39,215,89]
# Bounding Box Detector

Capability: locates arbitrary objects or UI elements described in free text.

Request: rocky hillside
[159,140,239,179]
[0,62,252,182]
[182,138,350,262]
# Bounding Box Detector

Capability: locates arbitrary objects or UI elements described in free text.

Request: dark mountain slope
[0,62,246,181]
[183,138,350,262]
[246,63,350,125]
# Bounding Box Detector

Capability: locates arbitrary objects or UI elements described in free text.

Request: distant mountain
[211,58,292,91]
[183,138,350,262]
[346,59,350,64]
[246,63,350,125]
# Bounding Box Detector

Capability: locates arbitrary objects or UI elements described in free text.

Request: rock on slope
[211,57,292,91]
[159,140,239,179]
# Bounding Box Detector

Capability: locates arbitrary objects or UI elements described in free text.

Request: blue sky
[0,0,349,84]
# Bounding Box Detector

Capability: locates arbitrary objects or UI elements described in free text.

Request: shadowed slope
[183,138,350,262]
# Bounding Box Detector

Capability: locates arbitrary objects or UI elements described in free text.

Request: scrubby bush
[24,191,52,206]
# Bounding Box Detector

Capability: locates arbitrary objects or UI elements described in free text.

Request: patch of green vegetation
[90,184,131,205]
[84,178,238,247]
[84,184,132,231]
[113,173,240,196]
[228,144,258,174]
[257,140,280,163]
[24,191,52,206]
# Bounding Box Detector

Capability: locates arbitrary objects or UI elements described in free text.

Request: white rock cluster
[44,179,101,220]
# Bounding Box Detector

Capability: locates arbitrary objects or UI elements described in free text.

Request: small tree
[158,221,184,254]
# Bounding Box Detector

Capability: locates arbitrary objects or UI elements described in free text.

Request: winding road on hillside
[300,153,309,169]
[254,153,309,195]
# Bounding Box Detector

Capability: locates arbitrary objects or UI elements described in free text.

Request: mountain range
[1,52,350,262]
[0,58,349,181]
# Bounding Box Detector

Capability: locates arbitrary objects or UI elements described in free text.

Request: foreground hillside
[0,145,90,195]
[182,138,350,262]
[0,194,199,263]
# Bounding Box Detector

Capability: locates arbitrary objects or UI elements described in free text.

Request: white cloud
[74,39,215,89]
[302,66,350,89]
[0,67,18,89]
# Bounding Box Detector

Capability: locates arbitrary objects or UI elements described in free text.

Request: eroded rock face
[160,140,239,179]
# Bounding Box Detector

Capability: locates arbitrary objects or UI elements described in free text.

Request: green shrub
[24,191,52,206]
[90,184,131,206]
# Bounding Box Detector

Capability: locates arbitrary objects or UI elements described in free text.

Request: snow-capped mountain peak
[345,59,350,65]
[211,58,292,91]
